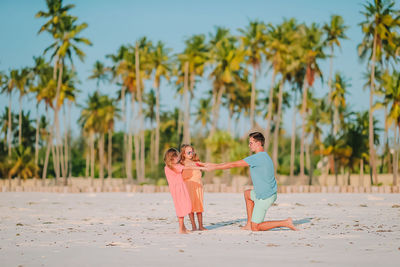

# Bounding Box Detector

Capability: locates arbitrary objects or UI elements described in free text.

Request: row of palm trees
[0,0,399,186]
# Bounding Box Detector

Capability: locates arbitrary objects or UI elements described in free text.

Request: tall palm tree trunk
[35,106,40,167]
[155,83,161,174]
[42,130,52,185]
[381,106,388,173]
[99,133,105,186]
[329,46,336,136]
[121,86,128,179]
[264,69,277,152]
[63,104,70,185]
[183,62,190,144]
[300,77,308,177]
[369,29,378,185]
[135,44,145,183]
[51,140,58,185]
[306,138,311,177]
[134,133,139,182]
[8,94,12,157]
[90,131,95,186]
[107,129,112,178]
[393,125,398,186]
[211,86,225,135]
[272,79,285,173]
[55,61,66,180]
[18,95,22,147]
[150,129,155,173]
[205,86,224,177]
[290,90,297,178]
[360,158,364,186]
[85,146,90,178]
[250,64,257,129]
[128,95,135,181]
[42,107,52,184]
[177,98,183,141]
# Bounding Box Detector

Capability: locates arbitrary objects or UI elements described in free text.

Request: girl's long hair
[164,148,179,171]
[180,144,200,165]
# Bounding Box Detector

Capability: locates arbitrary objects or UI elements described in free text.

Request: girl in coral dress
[164,148,204,234]
[180,144,207,231]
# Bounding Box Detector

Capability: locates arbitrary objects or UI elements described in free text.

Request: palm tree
[194,98,212,133]
[30,56,50,171]
[223,70,251,135]
[108,45,129,178]
[135,38,153,182]
[263,19,299,152]
[358,0,400,184]
[270,19,301,171]
[30,60,56,181]
[206,28,244,166]
[12,68,32,148]
[37,6,91,181]
[381,70,400,185]
[79,92,102,184]
[323,15,349,114]
[144,89,157,173]
[238,20,267,129]
[177,34,209,144]
[10,146,39,182]
[298,22,325,178]
[89,60,109,91]
[150,41,172,169]
[208,28,244,136]
[0,71,13,157]
[331,73,350,136]
[305,97,330,183]
[97,95,120,184]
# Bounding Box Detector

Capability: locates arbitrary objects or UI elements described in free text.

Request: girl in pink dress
[164,148,205,234]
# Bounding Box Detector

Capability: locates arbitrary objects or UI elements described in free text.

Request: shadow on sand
[206,218,312,231]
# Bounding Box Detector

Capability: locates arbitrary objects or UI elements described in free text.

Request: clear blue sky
[0,0,393,139]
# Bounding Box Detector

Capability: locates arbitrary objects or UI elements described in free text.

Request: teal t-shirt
[244,152,277,199]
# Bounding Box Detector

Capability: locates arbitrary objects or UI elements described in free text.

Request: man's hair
[249,132,265,146]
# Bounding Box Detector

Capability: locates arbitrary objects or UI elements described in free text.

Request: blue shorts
[250,190,277,224]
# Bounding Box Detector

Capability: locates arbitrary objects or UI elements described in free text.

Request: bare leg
[241,189,254,230]
[178,217,190,234]
[188,212,197,231]
[252,217,299,231]
[196,212,208,230]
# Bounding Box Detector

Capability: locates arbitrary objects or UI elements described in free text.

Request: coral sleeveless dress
[182,161,204,213]
[164,165,192,217]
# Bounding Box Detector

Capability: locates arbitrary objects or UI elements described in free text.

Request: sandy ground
[0,193,399,267]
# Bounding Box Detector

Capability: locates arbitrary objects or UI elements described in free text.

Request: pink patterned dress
[164,165,192,217]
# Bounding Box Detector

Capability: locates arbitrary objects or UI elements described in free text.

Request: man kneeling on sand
[204,132,298,231]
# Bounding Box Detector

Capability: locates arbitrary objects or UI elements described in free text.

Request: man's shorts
[250,190,277,224]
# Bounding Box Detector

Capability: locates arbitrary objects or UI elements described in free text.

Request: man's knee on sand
[251,222,260,231]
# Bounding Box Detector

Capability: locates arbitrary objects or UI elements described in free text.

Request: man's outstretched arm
[206,160,248,171]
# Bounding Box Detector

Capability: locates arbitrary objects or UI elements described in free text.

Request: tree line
[0,0,399,187]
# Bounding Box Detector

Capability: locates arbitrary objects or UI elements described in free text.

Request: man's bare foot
[191,227,198,231]
[241,223,251,230]
[286,218,299,231]
[198,226,208,231]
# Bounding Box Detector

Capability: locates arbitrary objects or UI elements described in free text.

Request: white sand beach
[0,192,399,267]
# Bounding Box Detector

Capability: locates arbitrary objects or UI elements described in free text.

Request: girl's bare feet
[179,228,191,234]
